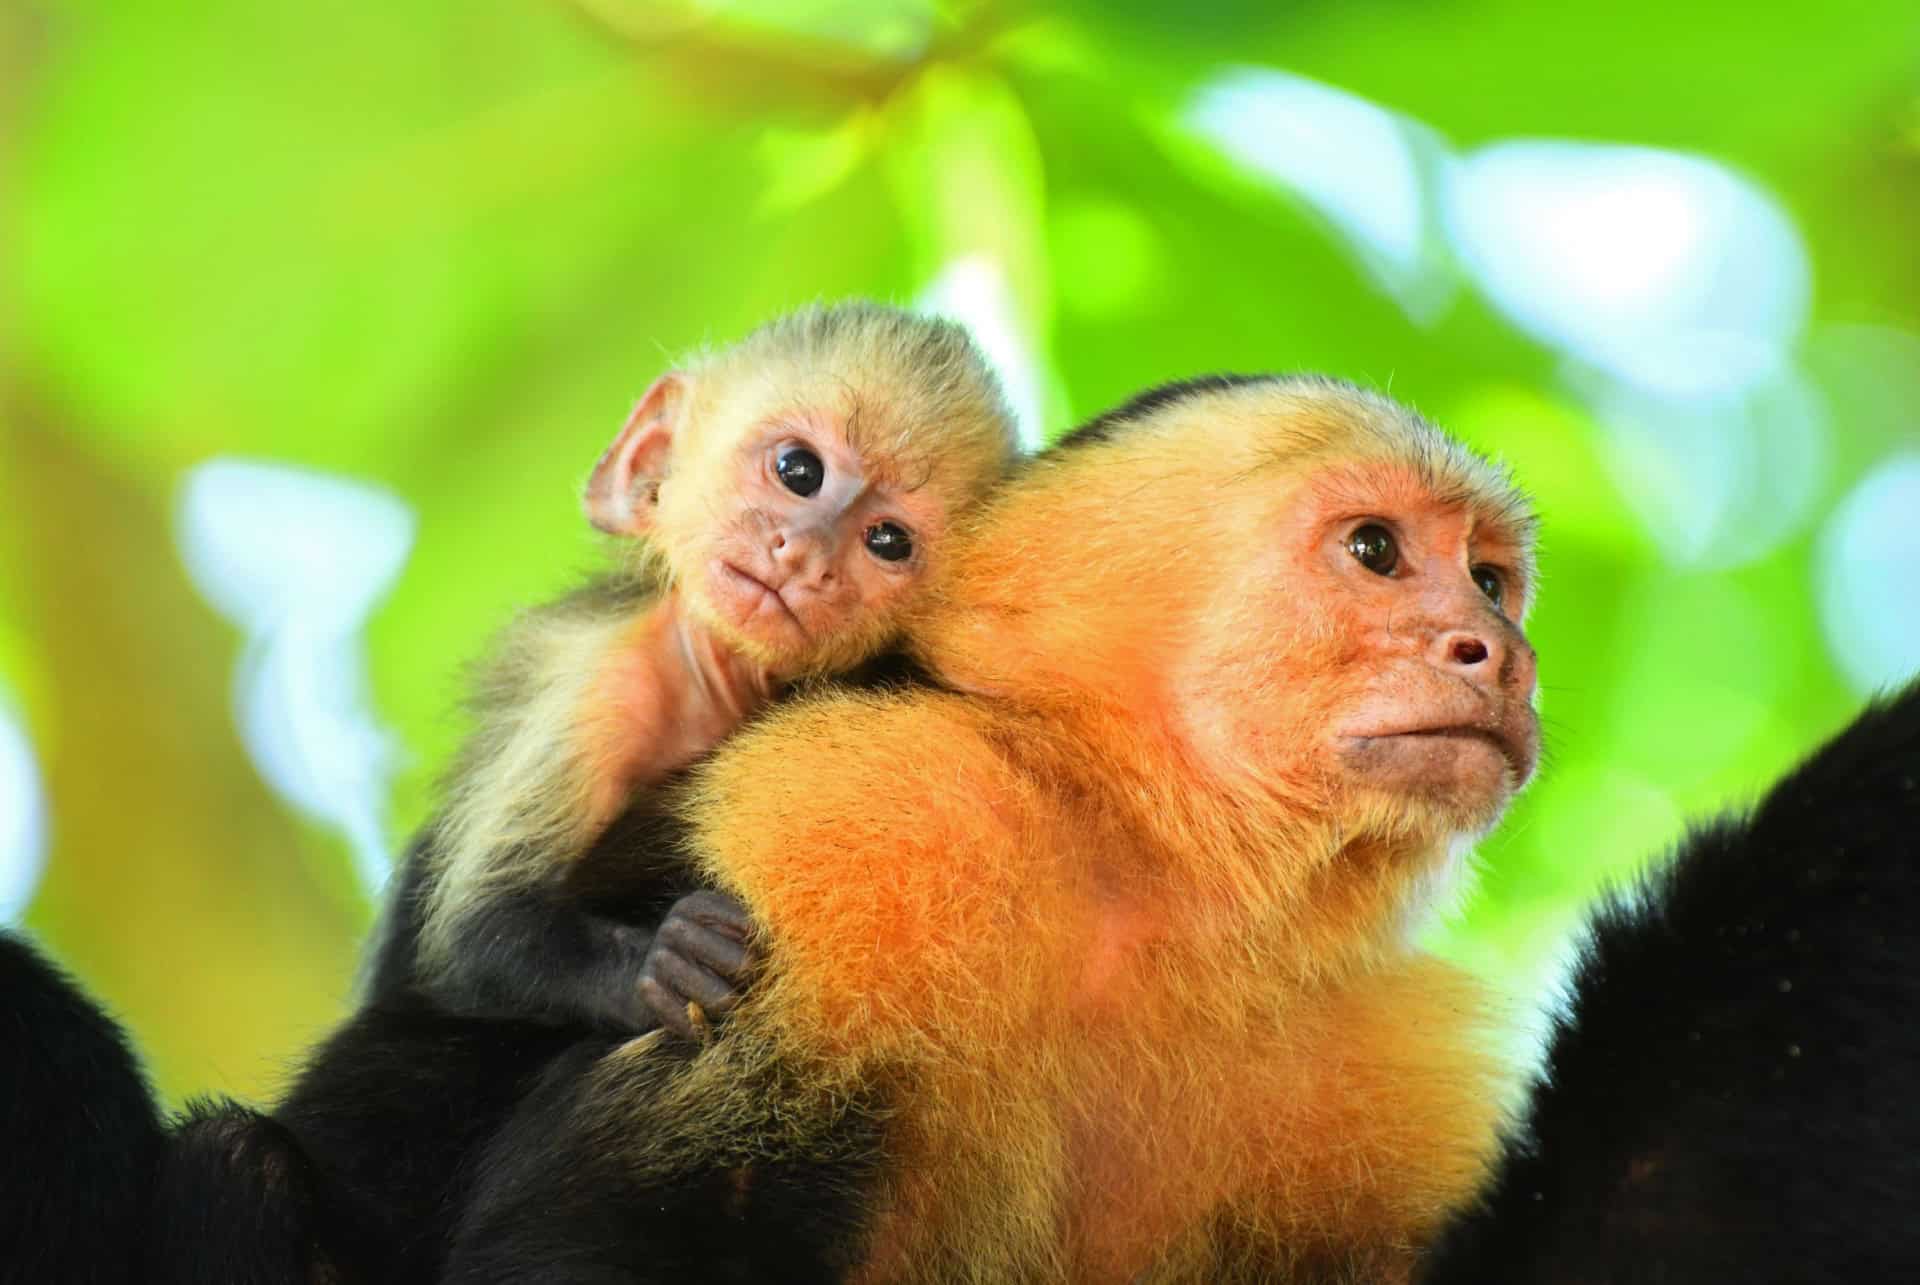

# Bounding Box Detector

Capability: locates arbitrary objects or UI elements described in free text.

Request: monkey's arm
[410,579,765,1034]
[1421,681,1920,1284]
[418,797,762,1036]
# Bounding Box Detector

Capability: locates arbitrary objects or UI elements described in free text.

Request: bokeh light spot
[178,459,415,893]
[1183,68,1453,323]
[917,254,1048,451]
[709,0,936,61]
[1445,141,1810,400]
[1817,453,1920,695]
[0,705,49,924]
[1574,363,1829,568]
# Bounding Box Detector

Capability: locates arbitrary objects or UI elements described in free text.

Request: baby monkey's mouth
[715,560,809,638]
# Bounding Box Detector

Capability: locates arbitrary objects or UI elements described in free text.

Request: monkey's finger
[659,909,751,976]
[675,889,756,940]
[652,949,739,1015]
[671,919,751,980]
[637,975,698,1040]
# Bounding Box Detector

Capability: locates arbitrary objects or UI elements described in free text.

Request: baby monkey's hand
[637,889,758,1040]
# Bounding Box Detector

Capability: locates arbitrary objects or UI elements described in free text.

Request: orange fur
[670,376,1537,1280]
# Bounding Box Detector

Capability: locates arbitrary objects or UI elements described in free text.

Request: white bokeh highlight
[1817,453,1920,695]
[178,459,415,893]
[1184,68,1454,323]
[917,254,1048,451]
[1445,142,1810,400]
[1570,363,1829,569]
[0,705,49,923]
[1444,140,1821,567]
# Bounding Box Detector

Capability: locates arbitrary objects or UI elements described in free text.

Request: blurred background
[3,0,1917,1105]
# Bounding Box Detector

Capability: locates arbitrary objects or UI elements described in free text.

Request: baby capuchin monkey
[406,303,1016,1037]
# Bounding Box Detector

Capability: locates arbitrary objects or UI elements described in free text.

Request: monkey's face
[659,402,953,677]
[1177,458,1539,842]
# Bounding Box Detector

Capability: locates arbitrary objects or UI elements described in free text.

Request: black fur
[441,1038,888,1285]
[148,1102,336,1284]
[266,1006,585,1282]
[1054,373,1279,450]
[145,647,937,1282]
[413,807,697,1031]
[215,805,703,1282]
[0,933,162,1285]
[1422,679,1920,1284]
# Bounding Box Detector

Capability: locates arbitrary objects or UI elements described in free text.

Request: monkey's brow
[1308,468,1535,547]
[861,447,937,494]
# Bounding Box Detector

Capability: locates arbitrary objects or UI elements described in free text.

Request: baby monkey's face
[663,397,953,677]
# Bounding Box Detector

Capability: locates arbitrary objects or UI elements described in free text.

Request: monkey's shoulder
[691,684,1017,818]
[680,682,1043,902]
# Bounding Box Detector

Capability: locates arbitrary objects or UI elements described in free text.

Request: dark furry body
[162,801,703,1283]
[0,866,616,1284]
[1422,680,1920,1283]
[0,654,928,1282]
[439,1037,888,1284]
[0,934,162,1285]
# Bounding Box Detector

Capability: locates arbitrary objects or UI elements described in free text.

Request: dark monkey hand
[636,889,758,1040]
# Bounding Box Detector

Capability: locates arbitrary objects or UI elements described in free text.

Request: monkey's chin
[1337,731,1520,825]
[692,575,887,679]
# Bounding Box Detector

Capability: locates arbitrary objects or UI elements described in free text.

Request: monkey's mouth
[1339,723,1537,786]
[715,561,808,638]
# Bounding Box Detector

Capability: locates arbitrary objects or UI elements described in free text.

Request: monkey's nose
[769,530,808,568]
[769,532,835,585]
[1449,636,1489,666]
[1434,630,1500,681]
[1434,628,1536,698]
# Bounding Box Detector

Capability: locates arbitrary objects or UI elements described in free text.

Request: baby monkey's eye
[1472,564,1505,607]
[1345,523,1399,576]
[776,447,825,497]
[864,522,914,563]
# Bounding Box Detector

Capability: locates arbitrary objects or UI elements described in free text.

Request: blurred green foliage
[3,0,1916,1106]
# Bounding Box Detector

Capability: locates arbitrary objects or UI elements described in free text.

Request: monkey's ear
[585,373,691,536]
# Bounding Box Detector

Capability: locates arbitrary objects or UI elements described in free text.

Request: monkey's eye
[1345,524,1399,576]
[863,522,914,563]
[776,447,825,497]
[1472,564,1505,607]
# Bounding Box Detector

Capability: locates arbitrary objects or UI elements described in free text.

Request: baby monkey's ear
[585,372,692,536]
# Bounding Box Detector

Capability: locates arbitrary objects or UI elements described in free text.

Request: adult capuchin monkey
[441,374,1546,1284]
[0,301,1018,1285]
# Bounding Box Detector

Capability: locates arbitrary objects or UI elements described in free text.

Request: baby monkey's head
[585,302,1017,676]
